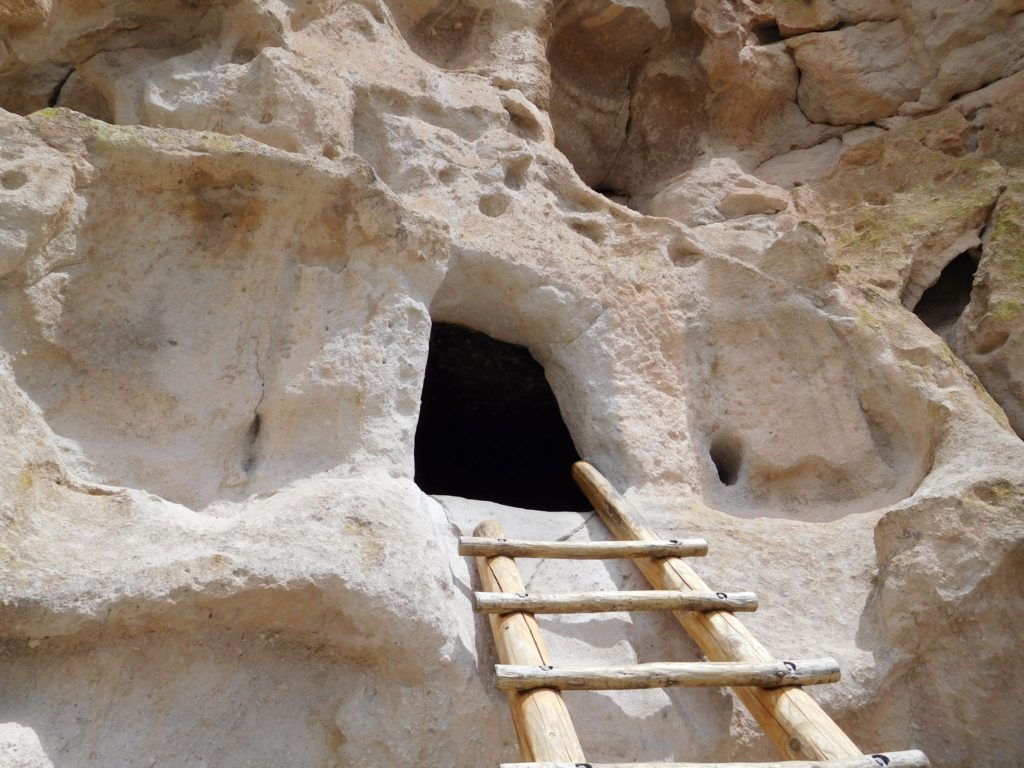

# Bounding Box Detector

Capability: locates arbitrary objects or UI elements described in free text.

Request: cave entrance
[414,323,590,511]
[913,250,979,340]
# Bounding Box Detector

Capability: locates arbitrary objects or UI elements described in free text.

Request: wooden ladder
[460,461,930,768]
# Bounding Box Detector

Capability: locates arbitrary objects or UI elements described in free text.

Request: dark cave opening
[592,183,631,207]
[913,250,979,338]
[709,434,743,487]
[592,184,623,198]
[414,323,591,511]
[752,21,783,45]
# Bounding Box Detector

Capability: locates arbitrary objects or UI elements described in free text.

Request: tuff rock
[1,2,1023,767]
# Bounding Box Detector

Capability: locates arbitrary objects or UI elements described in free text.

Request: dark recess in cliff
[415,322,590,511]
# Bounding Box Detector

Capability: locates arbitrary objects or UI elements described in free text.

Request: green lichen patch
[959,183,1024,351]
[992,300,1021,323]
[985,187,1024,290]
[796,110,1007,298]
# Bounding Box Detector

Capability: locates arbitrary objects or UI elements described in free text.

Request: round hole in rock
[478,192,510,217]
[414,322,590,511]
[1,169,27,190]
[709,434,743,487]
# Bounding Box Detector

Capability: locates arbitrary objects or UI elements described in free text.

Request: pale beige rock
[0,0,50,29]
[771,0,896,37]
[904,13,1024,114]
[0,3,1022,768]
[648,157,790,226]
[841,125,887,148]
[0,724,52,768]
[754,138,843,189]
[694,0,842,166]
[954,187,1024,436]
[788,21,927,125]
[546,0,671,189]
[791,105,1024,439]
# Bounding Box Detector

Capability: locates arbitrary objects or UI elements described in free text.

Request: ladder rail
[473,519,587,763]
[571,461,862,762]
[500,750,931,768]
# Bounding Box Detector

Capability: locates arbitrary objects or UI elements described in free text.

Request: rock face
[0,2,1022,768]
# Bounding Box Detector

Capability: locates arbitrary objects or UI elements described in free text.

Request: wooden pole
[473,520,587,763]
[495,659,841,691]
[460,537,709,559]
[571,461,862,762]
[476,590,759,614]
[499,749,931,768]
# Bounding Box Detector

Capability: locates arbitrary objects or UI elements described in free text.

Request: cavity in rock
[913,250,979,340]
[752,21,782,45]
[414,322,589,511]
[709,434,743,487]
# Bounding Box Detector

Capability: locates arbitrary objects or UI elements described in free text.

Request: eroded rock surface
[1,2,1022,767]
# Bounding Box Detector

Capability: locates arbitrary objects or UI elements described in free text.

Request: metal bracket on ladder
[464,461,930,768]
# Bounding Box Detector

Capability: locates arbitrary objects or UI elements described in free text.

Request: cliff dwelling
[0,1,1022,767]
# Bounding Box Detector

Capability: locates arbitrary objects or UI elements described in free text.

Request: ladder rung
[459,536,708,559]
[475,590,758,614]
[499,749,930,767]
[494,659,841,691]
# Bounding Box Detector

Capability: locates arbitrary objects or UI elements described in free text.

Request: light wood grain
[473,520,586,763]
[500,748,930,768]
[571,461,863,762]
[460,536,708,559]
[475,589,758,614]
[495,659,840,691]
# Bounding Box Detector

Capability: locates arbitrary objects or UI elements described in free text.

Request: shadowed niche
[913,250,979,340]
[414,323,590,511]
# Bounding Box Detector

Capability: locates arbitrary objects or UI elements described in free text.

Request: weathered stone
[955,186,1024,436]
[788,21,927,125]
[648,157,790,226]
[0,3,1022,768]
[0,0,50,29]
[0,724,53,768]
[547,0,670,180]
[754,138,843,189]
[771,0,896,37]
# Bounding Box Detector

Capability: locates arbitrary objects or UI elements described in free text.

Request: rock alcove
[414,322,590,511]
[1,3,1024,767]
[912,250,979,341]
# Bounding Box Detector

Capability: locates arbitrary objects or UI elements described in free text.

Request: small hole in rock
[502,97,543,141]
[322,144,341,159]
[503,157,531,190]
[242,413,261,473]
[1,170,27,190]
[965,124,981,153]
[752,21,782,45]
[569,218,605,243]
[913,250,979,339]
[48,67,74,107]
[592,184,630,207]
[592,184,621,198]
[415,323,590,511]
[479,193,510,217]
[232,48,258,64]
[709,435,743,487]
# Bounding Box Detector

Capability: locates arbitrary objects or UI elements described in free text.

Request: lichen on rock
[1,2,1023,767]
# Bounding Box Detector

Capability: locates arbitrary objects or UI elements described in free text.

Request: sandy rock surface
[1,2,1023,767]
